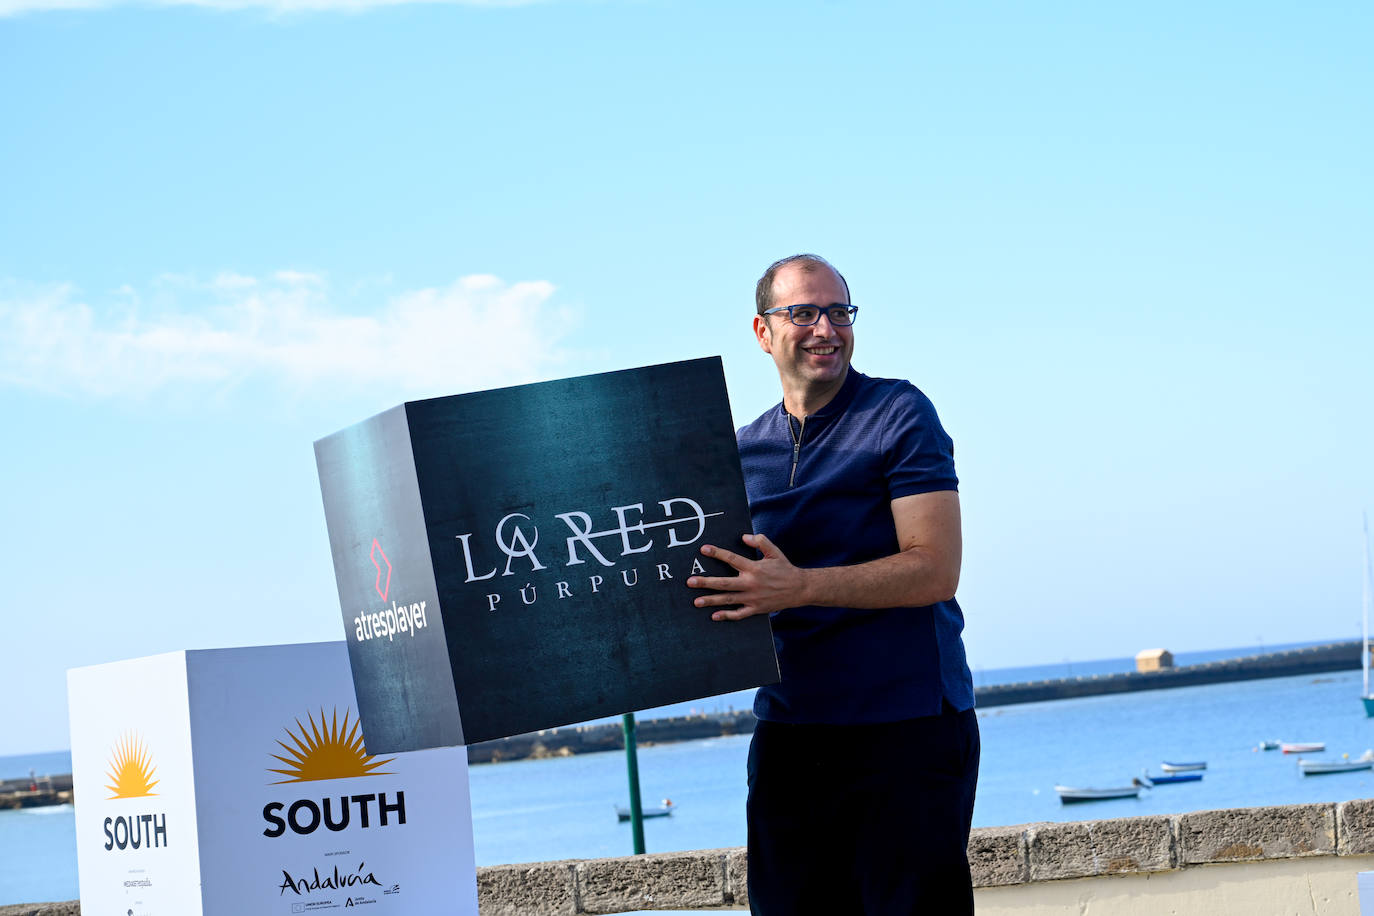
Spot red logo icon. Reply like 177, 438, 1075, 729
370, 539, 392, 601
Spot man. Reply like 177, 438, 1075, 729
686, 254, 979, 915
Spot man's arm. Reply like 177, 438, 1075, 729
686, 490, 962, 621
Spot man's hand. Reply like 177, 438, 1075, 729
686, 533, 807, 621
688, 492, 963, 620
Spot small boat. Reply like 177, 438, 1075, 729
1299, 752, 1374, 776
1282, 742, 1325, 754
1055, 779, 1148, 803
616, 799, 675, 821
1144, 772, 1203, 785
1258, 740, 1281, 751
1160, 761, 1207, 773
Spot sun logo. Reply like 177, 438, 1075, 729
105, 733, 159, 800
269, 708, 395, 784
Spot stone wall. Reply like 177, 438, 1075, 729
12, 799, 1374, 915
473, 799, 1374, 914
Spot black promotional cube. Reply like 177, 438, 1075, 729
315, 357, 779, 753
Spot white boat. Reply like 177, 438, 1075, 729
615, 799, 675, 821
1055, 779, 1149, 803
1299, 751, 1374, 775
1282, 742, 1325, 754
1160, 761, 1206, 773
1258, 740, 1281, 751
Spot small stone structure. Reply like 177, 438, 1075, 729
11, 799, 1374, 915
1135, 647, 1175, 672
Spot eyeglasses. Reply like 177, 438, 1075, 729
761, 304, 859, 327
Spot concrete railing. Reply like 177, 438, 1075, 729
10, 799, 1374, 915
479, 799, 1374, 914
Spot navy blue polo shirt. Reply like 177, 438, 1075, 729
737, 368, 975, 724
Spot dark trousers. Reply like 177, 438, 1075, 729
746, 706, 980, 916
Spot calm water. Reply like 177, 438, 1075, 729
0, 804, 75, 905
7, 653, 1374, 905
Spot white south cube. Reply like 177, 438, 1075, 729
68, 642, 478, 916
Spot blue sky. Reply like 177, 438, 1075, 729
2, 0, 1370, 755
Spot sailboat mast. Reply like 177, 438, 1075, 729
1357, 513, 1368, 697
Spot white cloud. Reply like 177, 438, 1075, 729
213, 271, 258, 291
0, 271, 579, 400
1, 0, 536, 15
272, 269, 323, 286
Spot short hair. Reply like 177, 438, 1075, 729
755, 253, 850, 315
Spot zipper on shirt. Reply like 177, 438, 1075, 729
787, 415, 805, 487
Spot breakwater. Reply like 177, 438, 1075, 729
466, 640, 1362, 764
0, 773, 72, 809
974, 639, 1361, 707
466, 711, 758, 764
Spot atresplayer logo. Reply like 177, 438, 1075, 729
354, 538, 429, 644
263, 709, 401, 900
370, 538, 391, 601
102, 733, 168, 852
455, 495, 722, 613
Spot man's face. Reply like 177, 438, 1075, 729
754, 262, 855, 395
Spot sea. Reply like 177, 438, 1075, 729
7, 640, 1374, 907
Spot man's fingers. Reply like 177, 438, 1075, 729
689, 537, 784, 619
689, 575, 743, 593
743, 532, 784, 560
710, 605, 763, 621
700, 543, 751, 571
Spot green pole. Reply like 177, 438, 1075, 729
622, 712, 646, 854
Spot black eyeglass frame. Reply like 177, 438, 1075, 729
760, 304, 860, 327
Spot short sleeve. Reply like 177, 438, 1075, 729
881, 384, 958, 499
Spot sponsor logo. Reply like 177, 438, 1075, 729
278, 861, 383, 897
354, 540, 428, 644
263, 708, 406, 838
369, 539, 392, 601
269, 709, 394, 784
101, 733, 168, 852
105, 733, 158, 799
